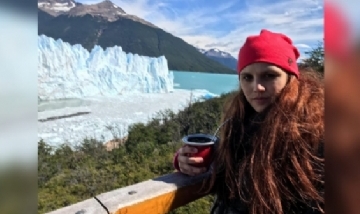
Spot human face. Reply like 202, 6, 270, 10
239, 62, 289, 112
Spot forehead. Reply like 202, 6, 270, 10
240, 62, 285, 74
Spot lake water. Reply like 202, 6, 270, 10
38, 70, 239, 111
172, 70, 239, 95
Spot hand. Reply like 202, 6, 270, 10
178, 146, 208, 176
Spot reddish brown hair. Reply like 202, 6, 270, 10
207, 69, 324, 214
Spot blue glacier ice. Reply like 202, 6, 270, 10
38, 35, 174, 101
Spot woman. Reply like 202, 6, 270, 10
173, 29, 324, 214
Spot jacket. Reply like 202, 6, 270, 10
173, 114, 324, 214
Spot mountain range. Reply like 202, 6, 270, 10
38, 0, 236, 74
197, 48, 237, 71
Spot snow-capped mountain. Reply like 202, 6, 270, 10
196, 48, 237, 71
38, 0, 80, 16
204, 48, 233, 58
196, 48, 207, 54
38, 0, 158, 27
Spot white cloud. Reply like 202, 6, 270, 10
207, 0, 324, 57
295, 44, 312, 49
79, 0, 323, 58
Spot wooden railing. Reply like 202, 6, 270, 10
46, 172, 211, 214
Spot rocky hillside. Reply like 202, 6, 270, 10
38, 0, 236, 74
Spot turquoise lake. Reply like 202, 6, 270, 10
172, 70, 239, 95
38, 70, 240, 111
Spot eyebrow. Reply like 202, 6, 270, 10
240, 71, 250, 75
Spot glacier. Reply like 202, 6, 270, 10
37, 35, 217, 147
38, 35, 174, 101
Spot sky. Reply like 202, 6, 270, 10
77, 0, 324, 60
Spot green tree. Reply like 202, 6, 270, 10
302, 41, 324, 74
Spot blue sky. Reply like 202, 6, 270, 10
78, 0, 324, 60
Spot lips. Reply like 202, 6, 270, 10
252, 97, 270, 105
252, 97, 269, 100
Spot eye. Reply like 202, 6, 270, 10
241, 74, 253, 82
263, 72, 278, 79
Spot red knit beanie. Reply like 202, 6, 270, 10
237, 29, 300, 78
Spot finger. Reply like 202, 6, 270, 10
179, 164, 192, 175
179, 162, 194, 175
189, 166, 207, 175
178, 146, 198, 155
188, 157, 204, 164
178, 155, 203, 164
180, 165, 198, 176
179, 162, 207, 176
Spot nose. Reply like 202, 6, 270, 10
253, 81, 265, 92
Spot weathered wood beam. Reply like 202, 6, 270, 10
45, 172, 211, 214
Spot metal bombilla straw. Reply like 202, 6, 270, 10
211, 117, 232, 143
206, 117, 232, 174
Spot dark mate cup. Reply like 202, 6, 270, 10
181, 133, 219, 168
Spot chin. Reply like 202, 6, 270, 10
254, 108, 264, 113
252, 105, 269, 113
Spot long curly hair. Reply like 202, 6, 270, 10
206, 69, 324, 214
